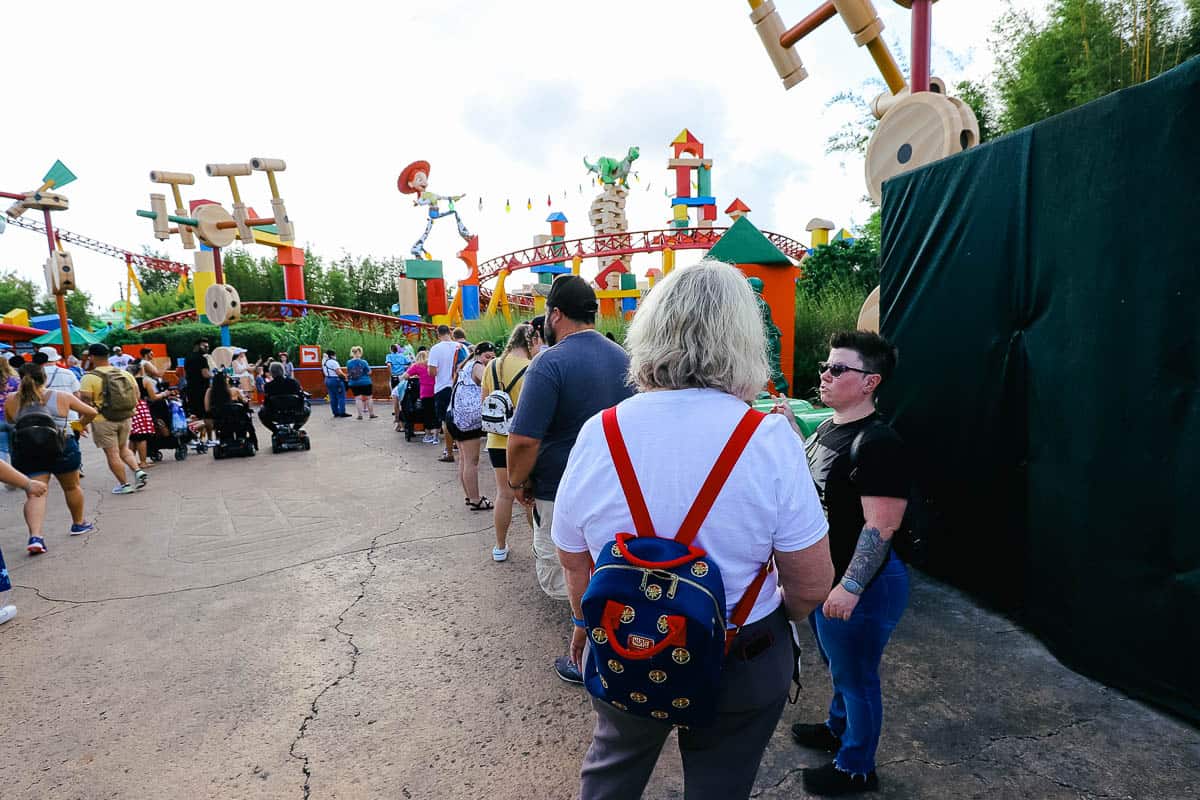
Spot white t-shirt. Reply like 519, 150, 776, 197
43, 363, 81, 423
552, 388, 829, 626
109, 354, 133, 370
428, 340, 464, 394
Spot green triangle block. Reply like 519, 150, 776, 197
43, 160, 77, 189
706, 216, 791, 266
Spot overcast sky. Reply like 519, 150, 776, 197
1, 0, 1038, 311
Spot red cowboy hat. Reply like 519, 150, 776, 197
397, 160, 431, 194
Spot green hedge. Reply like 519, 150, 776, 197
117, 321, 281, 362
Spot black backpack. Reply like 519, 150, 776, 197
13, 411, 67, 473
849, 421, 934, 567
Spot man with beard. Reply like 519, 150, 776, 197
507, 275, 633, 684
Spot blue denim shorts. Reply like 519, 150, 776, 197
14, 434, 82, 477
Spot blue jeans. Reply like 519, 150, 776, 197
325, 377, 346, 416
0, 542, 10, 592
809, 551, 909, 776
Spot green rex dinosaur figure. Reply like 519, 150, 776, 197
583, 146, 640, 186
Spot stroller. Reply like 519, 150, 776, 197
397, 375, 421, 442
146, 398, 192, 462
259, 393, 311, 453
211, 402, 258, 459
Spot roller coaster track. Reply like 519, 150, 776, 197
476, 227, 807, 285
3, 215, 191, 275
129, 301, 436, 335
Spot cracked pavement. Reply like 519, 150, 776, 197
2, 409, 1197, 799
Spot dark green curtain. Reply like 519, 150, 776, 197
878, 57, 1200, 723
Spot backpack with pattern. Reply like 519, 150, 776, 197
581, 406, 773, 728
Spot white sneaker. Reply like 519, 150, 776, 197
0, 605, 16, 625
112, 484, 135, 495
492, 546, 509, 562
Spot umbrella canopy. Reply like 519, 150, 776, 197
31, 324, 102, 347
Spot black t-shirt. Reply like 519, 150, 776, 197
263, 377, 302, 397
184, 352, 209, 391
805, 413, 909, 583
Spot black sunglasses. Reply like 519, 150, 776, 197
818, 362, 875, 378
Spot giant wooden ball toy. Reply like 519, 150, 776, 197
865, 92, 966, 204
857, 285, 881, 333
194, 204, 238, 248
205, 283, 242, 326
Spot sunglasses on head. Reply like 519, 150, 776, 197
818, 362, 874, 378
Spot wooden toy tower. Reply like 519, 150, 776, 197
668, 130, 717, 230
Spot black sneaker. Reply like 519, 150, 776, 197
791, 722, 841, 753
802, 761, 879, 796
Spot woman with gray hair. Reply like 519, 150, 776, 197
551, 258, 834, 799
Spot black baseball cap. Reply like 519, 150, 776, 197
545, 275, 598, 321
88, 343, 110, 357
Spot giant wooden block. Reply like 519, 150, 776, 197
396, 277, 419, 316
750, 0, 808, 89
425, 278, 448, 315
404, 259, 444, 280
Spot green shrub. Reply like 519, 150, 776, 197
792, 281, 869, 401
136, 321, 286, 362
103, 328, 145, 348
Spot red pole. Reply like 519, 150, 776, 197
43, 208, 72, 355
212, 246, 224, 284
910, 0, 932, 93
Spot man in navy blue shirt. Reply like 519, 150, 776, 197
507, 275, 632, 684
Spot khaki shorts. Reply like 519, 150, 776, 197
92, 418, 131, 451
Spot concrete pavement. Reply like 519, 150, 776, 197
1, 409, 1196, 799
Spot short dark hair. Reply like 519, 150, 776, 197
828, 330, 897, 386
437, 324, 451, 336
140, 348, 152, 356
194, 338, 209, 347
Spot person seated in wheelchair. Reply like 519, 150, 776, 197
205, 372, 258, 452
259, 362, 311, 434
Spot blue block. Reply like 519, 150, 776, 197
281, 299, 307, 318
621, 296, 637, 314
671, 196, 716, 207
30, 314, 63, 331
460, 284, 481, 320
531, 263, 572, 274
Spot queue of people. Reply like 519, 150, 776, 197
416, 264, 912, 798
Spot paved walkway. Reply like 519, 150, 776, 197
1, 411, 1196, 799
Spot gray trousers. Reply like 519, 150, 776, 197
579, 607, 794, 800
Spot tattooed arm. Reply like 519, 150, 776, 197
823, 495, 908, 620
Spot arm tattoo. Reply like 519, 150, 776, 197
841, 527, 891, 594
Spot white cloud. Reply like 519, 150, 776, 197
0, 0, 1031, 311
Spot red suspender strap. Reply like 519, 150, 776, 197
725, 560, 776, 652
675, 409, 766, 547
602, 406, 656, 538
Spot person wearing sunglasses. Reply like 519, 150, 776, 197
770, 330, 910, 796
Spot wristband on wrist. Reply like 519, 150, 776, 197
840, 577, 865, 595
571, 615, 587, 628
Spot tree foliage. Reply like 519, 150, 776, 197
0, 270, 39, 314
993, 0, 1200, 133
798, 238, 880, 301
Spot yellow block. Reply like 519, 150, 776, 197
431, 314, 452, 327
595, 289, 641, 300
533, 295, 547, 313
2, 308, 30, 328
192, 270, 216, 317
810, 229, 830, 248
662, 248, 675, 275
672, 204, 689, 221
572, 255, 582, 277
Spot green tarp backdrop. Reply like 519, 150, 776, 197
877, 58, 1200, 724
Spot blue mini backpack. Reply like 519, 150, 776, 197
580, 406, 773, 728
